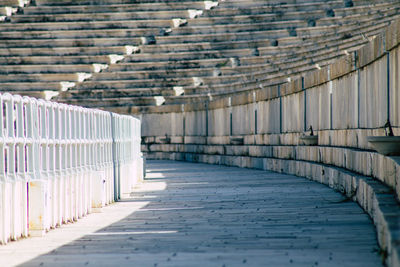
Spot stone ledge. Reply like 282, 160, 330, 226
145, 151, 400, 267
143, 143, 400, 203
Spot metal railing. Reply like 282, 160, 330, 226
0, 93, 143, 244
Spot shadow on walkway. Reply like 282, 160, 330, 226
20, 160, 382, 267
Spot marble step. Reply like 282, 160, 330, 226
207, 1, 398, 17
0, 46, 130, 56
0, 0, 27, 7
0, 64, 97, 73
58, 96, 165, 107
0, 55, 114, 64
74, 78, 193, 90
0, 72, 91, 82
107, 59, 232, 71
34, 0, 206, 5
23, 2, 215, 14
0, 37, 142, 48
0, 19, 174, 31
0, 81, 66, 91
128, 48, 256, 62
10, 10, 195, 23
0, 28, 165, 39
63, 87, 169, 99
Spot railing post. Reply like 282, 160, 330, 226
47, 101, 57, 227
15, 96, 28, 238
53, 102, 63, 226
27, 96, 50, 236
0, 95, 10, 244
91, 111, 105, 212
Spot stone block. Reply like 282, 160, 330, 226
207, 136, 229, 145
250, 157, 264, 169
386, 19, 400, 51
358, 56, 388, 129
383, 157, 397, 189
280, 78, 303, 96
279, 133, 300, 146
321, 166, 330, 186
357, 34, 386, 68
303, 67, 328, 89
257, 99, 280, 134
330, 54, 356, 80
263, 133, 280, 145
255, 85, 279, 101
184, 136, 206, 144
273, 146, 294, 159
232, 104, 252, 135
243, 134, 257, 145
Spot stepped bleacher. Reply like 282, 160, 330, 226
0, 0, 398, 110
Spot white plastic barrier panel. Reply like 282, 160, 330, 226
111, 113, 143, 199
0, 93, 142, 244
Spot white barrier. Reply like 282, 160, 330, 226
111, 114, 143, 199
0, 93, 142, 244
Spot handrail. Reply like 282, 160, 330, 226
0, 93, 143, 244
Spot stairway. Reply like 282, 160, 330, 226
0, 0, 398, 111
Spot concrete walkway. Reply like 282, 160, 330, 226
1, 160, 382, 267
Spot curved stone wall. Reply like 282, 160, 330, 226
140, 18, 400, 266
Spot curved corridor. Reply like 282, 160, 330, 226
6, 160, 382, 267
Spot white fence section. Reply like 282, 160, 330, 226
0, 93, 143, 244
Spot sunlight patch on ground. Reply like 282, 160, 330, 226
0, 177, 169, 266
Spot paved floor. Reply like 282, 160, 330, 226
1, 160, 382, 267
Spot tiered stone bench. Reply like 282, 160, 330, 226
54, 0, 400, 108
0, 0, 215, 99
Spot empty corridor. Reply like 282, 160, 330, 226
1, 160, 382, 267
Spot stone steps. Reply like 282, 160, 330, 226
184, 2, 400, 26
275, 19, 391, 47
16, 22, 384, 101
213, 1, 398, 17
74, 78, 194, 91
107, 58, 230, 72
170, 5, 400, 36
127, 48, 257, 62
59, 95, 168, 107
88, 45, 349, 82
0, 28, 166, 39
64, 25, 381, 98
0, 55, 115, 64
0, 19, 174, 31
219, 0, 394, 7
82, 42, 358, 98
64, 87, 169, 99
0, 46, 130, 56
34, 0, 206, 5
0, 0, 396, 108
23, 2, 215, 14
0, 9, 393, 51
0, 0, 28, 6
0, 64, 96, 73
0, 73, 90, 82
10, 10, 195, 23
120, 17, 385, 63
0, 81, 66, 91
170, 20, 309, 36
156, 13, 398, 45
0, 37, 142, 48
